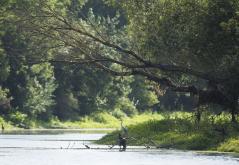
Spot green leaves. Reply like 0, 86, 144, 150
129, 76, 159, 112
0, 48, 10, 82
0, 87, 10, 103
23, 63, 57, 119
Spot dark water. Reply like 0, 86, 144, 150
0, 129, 238, 165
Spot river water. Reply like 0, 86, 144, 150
0, 129, 238, 165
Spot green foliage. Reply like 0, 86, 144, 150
98, 111, 239, 152
115, 97, 137, 117
111, 108, 126, 119
118, 0, 239, 113
0, 87, 9, 102
63, 111, 119, 128
121, 0, 239, 70
218, 138, 239, 153
61, 112, 163, 129
129, 76, 159, 111
23, 63, 57, 119
54, 90, 79, 120
0, 0, 238, 130
8, 111, 27, 125
90, 111, 118, 124
0, 116, 15, 129
0, 50, 9, 82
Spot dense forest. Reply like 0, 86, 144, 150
0, 0, 238, 128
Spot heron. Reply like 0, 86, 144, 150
120, 119, 128, 137
118, 133, 126, 151
1, 124, 4, 132
144, 144, 150, 150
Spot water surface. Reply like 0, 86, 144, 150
0, 130, 238, 165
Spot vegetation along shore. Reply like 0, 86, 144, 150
96, 112, 239, 153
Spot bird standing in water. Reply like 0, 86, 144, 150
120, 119, 128, 137
1, 124, 4, 133
118, 133, 126, 151
119, 119, 128, 151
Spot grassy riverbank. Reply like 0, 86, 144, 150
61, 112, 163, 129
97, 112, 239, 153
2, 111, 239, 153
0, 112, 163, 129
0, 117, 17, 129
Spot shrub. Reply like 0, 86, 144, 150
111, 108, 127, 119
115, 97, 138, 117
8, 111, 27, 125
218, 138, 239, 153
91, 111, 118, 124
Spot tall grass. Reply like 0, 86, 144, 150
62, 111, 165, 129
218, 138, 239, 153
0, 116, 16, 129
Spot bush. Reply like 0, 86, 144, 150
115, 97, 138, 117
8, 111, 27, 125
0, 116, 15, 129
91, 111, 118, 124
0, 116, 5, 124
98, 111, 239, 153
111, 108, 127, 119
218, 138, 239, 153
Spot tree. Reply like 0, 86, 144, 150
0, 0, 13, 114
23, 63, 57, 120
12, 0, 239, 122
0, 39, 10, 113
129, 76, 159, 112
53, 62, 135, 119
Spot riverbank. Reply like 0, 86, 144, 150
1, 131, 238, 165
2, 111, 239, 153
0, 112, 163, 129
96, 112, 239, 153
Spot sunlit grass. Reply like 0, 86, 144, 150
2, 110, 239, 153
61, 111, 164, 129
218, 138, 239, 153
0, 116, 17, 129
97, 112, 239, 153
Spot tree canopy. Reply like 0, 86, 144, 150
0, 0, 238, 123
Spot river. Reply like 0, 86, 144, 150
0, 129, 238, 165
